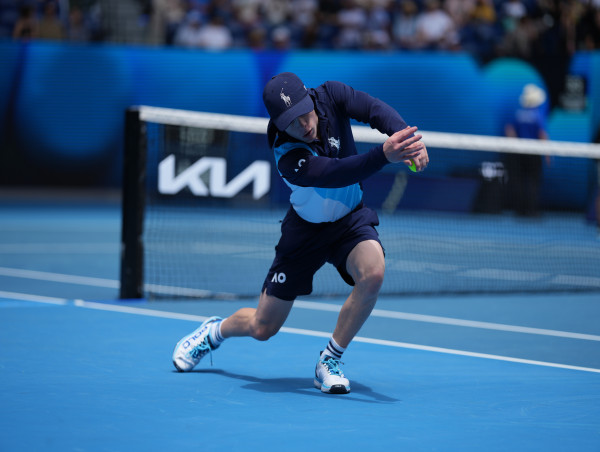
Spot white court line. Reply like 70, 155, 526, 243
0, 243, 118, 254
293, 300, 600, 342
0, 267, 220, 298
0, 267, 119, 288
1, 266, 599, 342
2, 292, 600, 374
73, 299, 209, 322
0, 290, 68, 305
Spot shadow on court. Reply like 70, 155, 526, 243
182, 368, 399, 403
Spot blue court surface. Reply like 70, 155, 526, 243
1, 193, 599, 451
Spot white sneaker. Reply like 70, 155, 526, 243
314, 355, 351, 394
172, 316, 221, 372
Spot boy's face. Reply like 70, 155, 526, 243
285, 110, 318, 143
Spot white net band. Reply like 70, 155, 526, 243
138, 106, 600, 159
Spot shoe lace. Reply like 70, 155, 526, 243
322, 357, 343, 376
189, 339, 213, 365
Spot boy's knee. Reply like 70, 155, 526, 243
356, 266, 384, 295
251, 322, 279, 341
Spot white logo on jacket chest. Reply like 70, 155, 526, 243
328, 137, 340, 150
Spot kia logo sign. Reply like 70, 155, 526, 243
158, 155, 271, 199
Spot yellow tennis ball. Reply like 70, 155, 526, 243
408, 160, 417, 172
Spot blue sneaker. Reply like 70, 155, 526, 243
314, 355, 351, 394
172, 316, 222, 372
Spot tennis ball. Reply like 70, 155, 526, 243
408, 160, 417, 172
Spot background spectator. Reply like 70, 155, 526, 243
363, 0, 393, 50
501, 0, 528, 33
12, 5, 37, 40
66, 5, 91, 42
194, 13, 233, 50
246, 25, 267, 49
270, 24, 292, 50
37, 0, 64, 40
459, 0, 498, 62
497, 14, 539, 61
577, 3, 600, 50
315, 0, 342, 49
173, 9, 204, 48
444, 0, 475, 29
2, 0, 599, 96
335, 0, 368, 49
414, 0, 459, 50
392, 0, 419, 49
148, 0, 187, 45
289, 0, 318, 48
504, 84, 550, 217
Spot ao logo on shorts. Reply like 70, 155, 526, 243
271, 272, 286, 283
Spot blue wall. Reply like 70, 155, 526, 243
1, 41, 598, 209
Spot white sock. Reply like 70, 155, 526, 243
209, 318, 226, 347
321, 337, 346, 360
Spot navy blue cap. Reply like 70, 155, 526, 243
263, 72, 314, 131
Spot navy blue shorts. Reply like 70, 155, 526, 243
262, 204, 381, 301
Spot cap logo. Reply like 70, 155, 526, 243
280, 88, 292, 108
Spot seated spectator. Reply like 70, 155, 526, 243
232, 0, 262, 30
314, 0, 342, 49
290, 0, 318, 31
149, 0, 187, 45
37, 0, 64, 41
335, 0, 367, 49
261, 0, 290, 29
392, 0, 419, 50
444, 0, 475, 28
12, 5, 37, 40
271, 25, 292, 50
471, 0, 496, 24
577, 4, 600, 50
363, 0, 392, 50
414, 0, 459, 50
67, 6, 91, 42
247, 25, 267, 50
501, 0, 528, 33
497, 15, 539, 60
459, 0, 498, 62
289, 0, 319, 48
174, 10, 205, 48
195, 14, 233, 50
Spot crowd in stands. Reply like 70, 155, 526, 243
4, 0, 600, 62
147, 0, 600, 63
7, 1, 104, 42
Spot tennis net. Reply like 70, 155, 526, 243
120, 106, 600, 299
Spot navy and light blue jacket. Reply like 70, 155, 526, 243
267, 81, 408, 223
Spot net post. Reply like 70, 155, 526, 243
120, 107, 146, 299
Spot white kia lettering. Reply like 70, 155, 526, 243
158, 155, 271, 199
